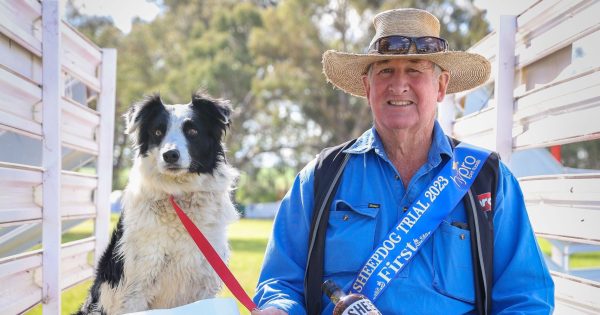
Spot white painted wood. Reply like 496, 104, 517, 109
61, 237, 95, 288
0, 250, 42, 314
437, 94, 456, 135
0, 0, 42, 56
61, 97, 101, 154
452, 105, 495, 148
493, 15, 516, 162
552, 271, 600, 313
95, 48, 117, 266
61, 22, 102, 92
515, 0, 600, 69
0, 66, 43, 135
41, 1, 62, 313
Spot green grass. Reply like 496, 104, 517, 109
25, 216, 272, 315
23, 220, 600, 315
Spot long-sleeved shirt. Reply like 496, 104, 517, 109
254, 122, 554, 314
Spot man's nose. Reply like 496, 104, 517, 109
162, 149, 180, 163
388, 74, 409, 94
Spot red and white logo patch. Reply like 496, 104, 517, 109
477, 192, 492, 212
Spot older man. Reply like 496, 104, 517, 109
253, 8, 554, 315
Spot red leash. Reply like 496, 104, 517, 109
169, 195, 257, 312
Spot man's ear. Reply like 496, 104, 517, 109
437, 71, 450, 102
362, 75, 371, 101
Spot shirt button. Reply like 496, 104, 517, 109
460, 234, 466, 240
395, 175, 400, 180
402, 206, 408, 212
343, 215, 349, 221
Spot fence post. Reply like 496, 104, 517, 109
41, 0, 62, 313
95, 49, 117, 266
494, 15, 517, 162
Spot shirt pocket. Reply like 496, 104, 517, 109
432, 220, 475, 304
323, 200, 379, 276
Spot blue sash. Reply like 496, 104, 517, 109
349, 143, 491, 301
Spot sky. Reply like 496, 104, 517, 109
65, 0, 161, 33
66, 0, 532, 34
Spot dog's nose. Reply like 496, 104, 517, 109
162, 149, 180, 163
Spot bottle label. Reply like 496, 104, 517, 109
341, 299, 381, 315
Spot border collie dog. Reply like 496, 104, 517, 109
77, 93, 238, 314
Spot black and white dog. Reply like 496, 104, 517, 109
77, 92, 238, 314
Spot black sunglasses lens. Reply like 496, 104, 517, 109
379, 36, 411, 54
415, 37, 447, 53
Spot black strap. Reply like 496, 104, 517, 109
452, 138, 498, 315
305, 139, 356, 315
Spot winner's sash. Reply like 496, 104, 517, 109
349, 143, 491, 301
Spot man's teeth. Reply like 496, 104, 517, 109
388, 100, 413, 106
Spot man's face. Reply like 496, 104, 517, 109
362, 59, 449, 135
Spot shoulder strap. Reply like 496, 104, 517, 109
305, 139, 356, 315
452, 138, 499, 315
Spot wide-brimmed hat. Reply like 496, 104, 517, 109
322, 8, 491, 97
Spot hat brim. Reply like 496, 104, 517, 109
322, 50, 491, 97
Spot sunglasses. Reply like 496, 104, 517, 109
372, 36, 448, 54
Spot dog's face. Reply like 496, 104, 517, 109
126, 92, 231, 175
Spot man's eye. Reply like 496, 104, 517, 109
379, 68, 393, 74
154, 129, 163, 137
186, 128, 198, 137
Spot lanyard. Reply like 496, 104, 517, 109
349, 143, 491, 301
169, 196, 258, 312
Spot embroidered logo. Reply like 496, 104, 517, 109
477, 192, 492, 212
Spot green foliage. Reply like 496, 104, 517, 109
236, 167, 297, 204
66, 0, 491, 200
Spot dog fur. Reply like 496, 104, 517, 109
77, 92, 238, 314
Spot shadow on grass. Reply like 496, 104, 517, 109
230, 238, 268, 253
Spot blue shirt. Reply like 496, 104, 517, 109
254, 122, 554, 314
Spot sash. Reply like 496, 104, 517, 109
349, 143, 491, 301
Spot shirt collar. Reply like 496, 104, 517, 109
344, 121, 453, 166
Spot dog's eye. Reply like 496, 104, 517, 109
154, 129, 163, 137
186, 128, 198, 137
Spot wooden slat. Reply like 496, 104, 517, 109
0, 166, 43, 224
0, 66, 42, 136
61, 238, 95, 288
452, 105, 495, 149
0, 0, 42, 56
61, 22, 102, 92
552, 271, 600, 313
0, 250, 43, 314
520, 174, 600, 244
515, 0, 600, 68
61, 97, 100, 155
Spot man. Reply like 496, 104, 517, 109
252, 8, 554, 315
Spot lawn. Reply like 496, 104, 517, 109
22, 216, 600, 314
25, 216, 273, 315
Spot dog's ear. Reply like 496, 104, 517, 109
125, 94, 163, 133
191, 92, 233, 128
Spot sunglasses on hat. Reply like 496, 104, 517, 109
372, 36, 448, 54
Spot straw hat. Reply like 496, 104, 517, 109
322, 8, 491, 97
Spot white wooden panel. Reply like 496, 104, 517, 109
61, 172, 97, 219
0, 0, 42, 56
61, 238, 94, 288
552, 271, 600, 313
95, 48, 117, 265
61, 22, 102, 92
42, 1, 63, 312
0, 166, 42, 224
0, 66, 42, 136
454, 31, 497, 100
521, 174, 600, 244
0, 251, 43, 315
452, 105, 495, 150
62, 97, 100, 155
515, 0, 600, 68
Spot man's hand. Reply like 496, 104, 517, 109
251, 306, 288, 315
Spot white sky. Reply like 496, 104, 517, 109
64, 0, 161, 33
66, 0, 533, 35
